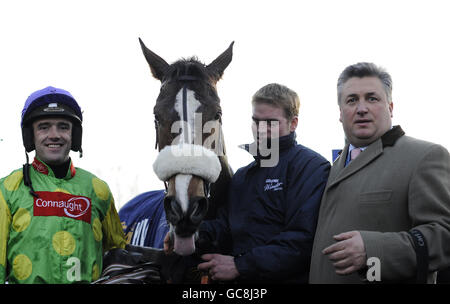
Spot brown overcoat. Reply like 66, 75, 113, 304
310, 126, 450, 283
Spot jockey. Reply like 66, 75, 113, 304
0, 86, 126, 284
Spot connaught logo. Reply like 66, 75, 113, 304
34, 191, 92, 223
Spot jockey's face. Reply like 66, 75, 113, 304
33, 117, 72, 165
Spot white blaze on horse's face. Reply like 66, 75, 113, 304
174, 174, 192, 213
174, 88, 201, 144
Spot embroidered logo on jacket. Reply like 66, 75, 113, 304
264, 179, 283, 191
33, 191, 92, 223
32, 158, 76, 177
32, 158, 49, 175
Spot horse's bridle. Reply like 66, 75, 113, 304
154, 75, 201, 151
155, 74, 213, 198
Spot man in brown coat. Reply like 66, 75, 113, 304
309, 62, 450, 283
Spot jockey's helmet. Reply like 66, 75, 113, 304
21, 86, 83, 154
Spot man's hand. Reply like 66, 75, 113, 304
322, 231, 367, 275
198, 254, 240, 281
163, 232, 173, 255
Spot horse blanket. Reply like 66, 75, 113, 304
119, 190, 169, 248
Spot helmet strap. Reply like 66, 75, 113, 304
23, 151, 39, 198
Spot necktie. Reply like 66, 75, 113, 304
351, 148, 362, 160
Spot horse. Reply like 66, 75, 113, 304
118, 39, 234, 267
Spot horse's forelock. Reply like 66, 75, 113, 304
164, 58, 208, 81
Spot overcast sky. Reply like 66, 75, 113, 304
1, 0, 450, 209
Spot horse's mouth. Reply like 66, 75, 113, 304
173, 234, 196, 256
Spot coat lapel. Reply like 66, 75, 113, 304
326, 125, 405, 191
329, 139, 383, 188
327, 144, 348, 185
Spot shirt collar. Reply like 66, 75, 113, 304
348, 144, 368, 152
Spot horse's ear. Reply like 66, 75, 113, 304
206, 41, 234, 83
139, 38, 170, 81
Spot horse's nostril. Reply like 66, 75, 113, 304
163, 196, 182, 224
189, 197, 208, 224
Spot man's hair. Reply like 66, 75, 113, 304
337, 62, 393, 104
252, 83, 300, 121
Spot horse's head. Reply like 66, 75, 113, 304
139, 39, 233, 255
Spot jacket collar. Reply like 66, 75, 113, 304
335, 125, 405, 158
32, 157, 76, 179
381, 125, 405, 147
241, 132, 296, 155
240, 132, 296, 164
328, 125, 405, 189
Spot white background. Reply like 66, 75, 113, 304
1, 0, 449, 209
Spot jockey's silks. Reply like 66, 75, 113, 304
0, 157, 126, 283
